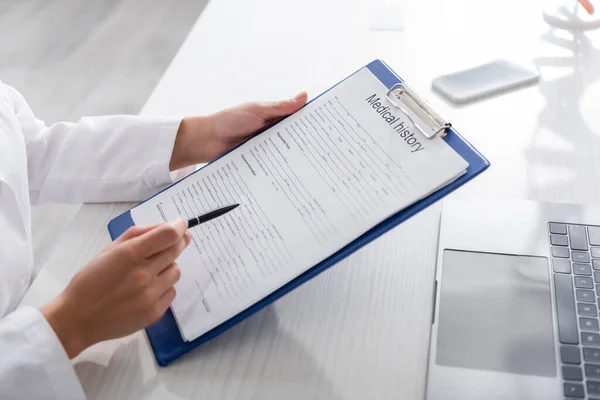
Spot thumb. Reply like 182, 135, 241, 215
104, 223, 162, 252
117, 224, 162, 243
258, 91, 308, 120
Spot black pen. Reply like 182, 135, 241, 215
187, 204, 240, 228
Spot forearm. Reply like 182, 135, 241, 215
169, 115, 214, 171
28, 115, 185, 204
40, 293, 86, 359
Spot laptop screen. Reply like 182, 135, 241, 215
435, 249, 556, 377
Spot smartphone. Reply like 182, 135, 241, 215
432, 59, 540, 104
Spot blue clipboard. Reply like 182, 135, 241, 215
108, 59, 489, 366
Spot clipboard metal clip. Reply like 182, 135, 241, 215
386, 82, 451, 139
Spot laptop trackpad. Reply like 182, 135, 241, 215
436, 250, 556, 377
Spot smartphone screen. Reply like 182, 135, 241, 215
432, 60, 539, 104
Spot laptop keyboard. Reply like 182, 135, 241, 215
550, 222, 600, 399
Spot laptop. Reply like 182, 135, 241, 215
426, 198, 600, 400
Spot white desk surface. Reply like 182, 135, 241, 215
20, 0, 600, 398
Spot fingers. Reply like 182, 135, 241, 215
116, 224, 161, 244
130, 218, 189, 258
156, 263, 181, 295
150, 287, 177, 323
147, 231, 191, 273
257, 91, 307, 120
146, 262, 181, 324
103, 223, 162, 253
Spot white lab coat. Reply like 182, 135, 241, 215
0, 80, 189, 399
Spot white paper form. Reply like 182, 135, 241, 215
131, 67, 468, 341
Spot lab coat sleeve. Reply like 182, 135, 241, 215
0, 306, 86, 399
3, 82, 193, 204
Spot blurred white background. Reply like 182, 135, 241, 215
0, 0, 208, 275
